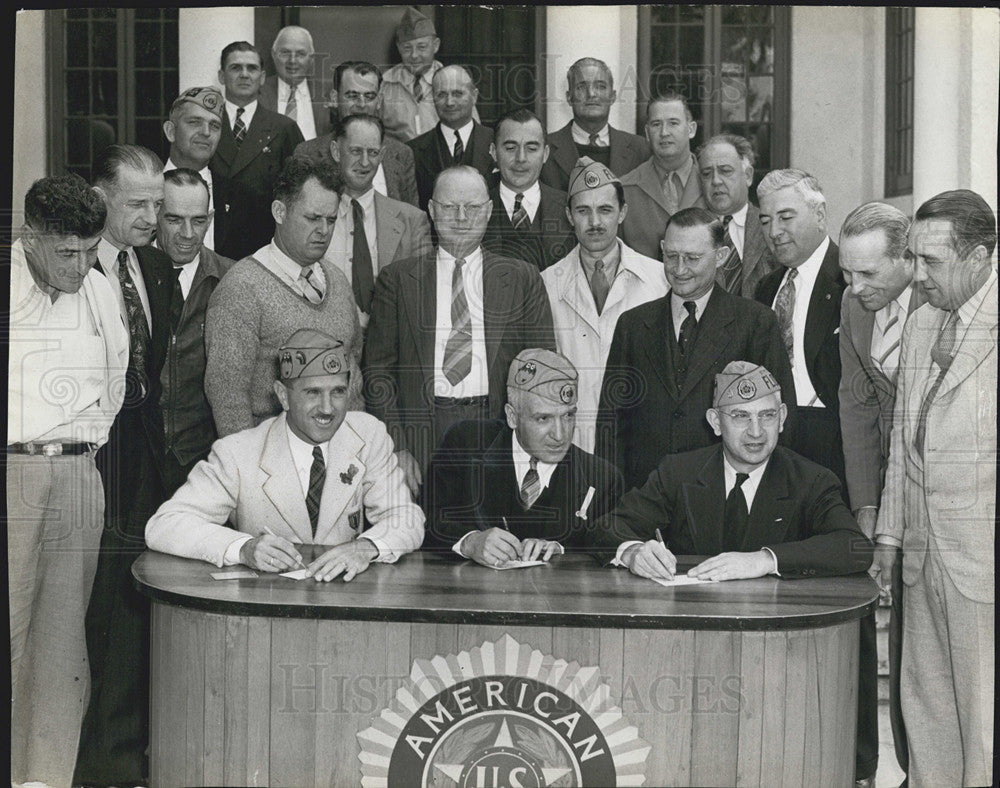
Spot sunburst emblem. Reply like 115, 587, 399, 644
357, 634, 650, 786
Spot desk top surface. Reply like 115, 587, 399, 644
133, 549, 878, 631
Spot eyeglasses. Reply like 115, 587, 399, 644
430, 200, 492, 220
720, 409, 780, 428
663, 250, 714, 267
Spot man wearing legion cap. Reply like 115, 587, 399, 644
424, 349, 623, 567
588, 361, 871, 580
146, 328, 424, 580
541, 156, 667, 454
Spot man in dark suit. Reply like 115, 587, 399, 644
424, 349, 623, 563
155, 168, 236, 495
754, 169, 876, 786
597, 207, 794, 491
838, 202, 921, 787
588, 362, 872, 580
483, 107, 575, 271
541, 57, 649, 192
408, 65, 494, 211
258, 25, 331, 141
620, 92, 705, 259
363, 166, 556, 491
697, 133, 776, 299
75, 145, 174, 786
293, 60, 419, 207
211, 41, 304, 261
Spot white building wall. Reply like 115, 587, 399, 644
178, 8, 255, 92
13, 11, 47, 212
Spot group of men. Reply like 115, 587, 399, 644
7, 8, 995, 788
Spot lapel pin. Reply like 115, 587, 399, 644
340, 464, 359, 485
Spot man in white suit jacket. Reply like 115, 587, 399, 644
146, 329, 424, 581
874, 190, 997, 788
541, 157, 667, 453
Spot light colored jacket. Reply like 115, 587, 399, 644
145, 411, 425, 565
541, 240, 668, 452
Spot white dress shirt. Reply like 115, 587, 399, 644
670, 287, 714, 341
440, 120, 474, 155
326, 188, 379, 286
254, 241, 327, 300
723, 455, 779, 574
372, 163, 389, 199
278, 78, 317, 141
97, 238, 152, 332
571, 122, 610, 147
499, 181, 541, 223
173, 254, 201, 300
723, 202, 749, 259
164, 158, 215, 251
771, 236, 830, 407
433, 245, 489, 398
225, 99, 258, 131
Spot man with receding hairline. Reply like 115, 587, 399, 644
541, 57, 649, 192
408, 65, 494, 211
259, 25, 330, 141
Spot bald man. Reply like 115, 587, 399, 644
259, 25, 331, 141
408, 65, 494, 211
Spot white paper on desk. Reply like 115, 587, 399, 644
649, 573, 719, 587
493, 559, 547, 570
279, 568, 311, 580
211, 569, 259, 580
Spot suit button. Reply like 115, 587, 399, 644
673, 410, 683, 418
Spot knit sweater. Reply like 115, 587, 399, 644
205, 255, 362, 437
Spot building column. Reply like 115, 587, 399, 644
178, 8, 255, 91
967, 8, 999, 214
543, 6, 640, 134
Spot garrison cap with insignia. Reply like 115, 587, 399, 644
278, 328, 349, 381
507, 348, 578, 405
171, 86, 224, 118
396, 7, 436, 43
713, 361, 781, 408
567, 156, 620, 199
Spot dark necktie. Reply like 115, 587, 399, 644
590, 259, 610, 315
678, 300, 698, 356
520, 458, 541, 509
511, 192, 529, 230
914, 311, 959, 457
773, 268, 797, 364
233, 107, 247, 146
452, 129, 464, 163
306, 445, 325, 538
413, 77, 424, 105
588, 132, 600, 147
117, 249, 151, 402
169, 266, 184, 334
351, 199, 376, 313
442, 258, 473, 385
724, 472, 751, 551
720, 214, 743, 294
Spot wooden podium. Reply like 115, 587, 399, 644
134, 549, 876, 787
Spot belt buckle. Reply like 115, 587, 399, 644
41, 443, 63, 457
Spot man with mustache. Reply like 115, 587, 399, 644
619, 92, 705, 259
423, 349, 623, 565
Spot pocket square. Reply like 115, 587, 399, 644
833, 327, 840, 335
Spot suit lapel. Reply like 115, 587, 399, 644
480, 430, 521, 526
136, 247, 171, 368
404, 256, 437, 380
608, 127, 633, 176
742, 453, 791, 552
641, 298, 677, 397
549, 125, 578, 180
315, 420, 367, 543
803, 242, 842, 371
483, 252, 514, 373
743, 205, 768, 278
678, 287, 734, 400
231, 111, 276, 175
259, 416, 313, 543
373, 192, 403, 269
936, 274, 998, 399
681, 447, 727, 554
214, 117, 238, 170
634, 160, 672, 214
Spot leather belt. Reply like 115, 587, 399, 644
433, 395, 489, 408
6, 442, 97, 456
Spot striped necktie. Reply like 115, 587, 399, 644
590, 260, 610, 315
232, 107, 247, 146
914, 311, 959, 457
300, 267, 323, 304
773, 268, 797, 365
511, 192, 529, 230
306, 445, 325, 538
117, 249, 151, 402
873, 300, 903, 381
442, 257, 473, 385
284, 87, 298, 121
719, 214, 743, 294
452, 129, 464, 163
520, 458, 541, 509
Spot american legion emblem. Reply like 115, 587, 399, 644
357, 634, 650, 786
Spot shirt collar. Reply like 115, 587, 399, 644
511, 430, 559, 489
436, 244, 483, 270
285, 419, 327, 465
787, 235, 830, 280
341, 186, 376, 215
440, 119, 474, 146
268, 239, 311, 281
722, 452, 769, 493
956, 266, 997, 328
729, 202, 749, 227
225, 99, 257, 123
278, 77, 309, 101
653, 151, 695, 185
498, 180, 541, 211
11, 239, 41, 307
571, 121, 610, 146
669, 284, 714, 320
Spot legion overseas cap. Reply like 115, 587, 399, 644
171, 86, 224, 118
279, 328, 348, 381
713, 361, 781, 408
567, 156, 620, 199
507, 348, 578, 406
396, 7, 436, 43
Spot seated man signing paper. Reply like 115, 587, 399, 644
146, 328, 424, 581
424, 348, 623, 567
588, 361, 871, 580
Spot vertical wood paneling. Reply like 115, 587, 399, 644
760, 631, 788, 780
222, 615, 249, 786
202, 612, 227, 784
690, 631, 741, 786
800, 632, 823, 784
246, 617, 271, 786
781, 631, 808, 787
598, 628, 625, 702
736, 631, 766, 786
269, 618, 318, 787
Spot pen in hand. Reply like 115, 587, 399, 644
262, 525, 307, 570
